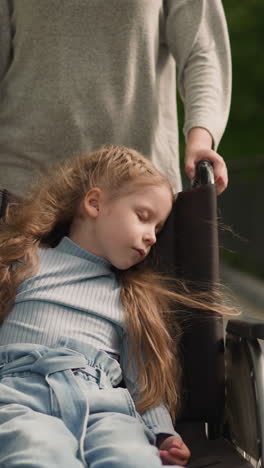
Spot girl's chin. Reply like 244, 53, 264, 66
112, 260, 139, 271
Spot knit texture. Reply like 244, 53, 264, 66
0, 237, 122, 350
0, 0, 231, 194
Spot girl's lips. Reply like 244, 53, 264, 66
133, 248, 145, 257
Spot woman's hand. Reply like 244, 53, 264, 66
159, 435, 191, 466
185, 127, 228, 195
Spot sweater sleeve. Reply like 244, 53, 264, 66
119, 332, 179, 439
165, 0, 232, 149
0, 0, 12, 82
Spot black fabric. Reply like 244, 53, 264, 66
155, 185, 225, 423
155, 185, 219, 283
227, 317, 264, 340
225, 334, 261, 461
177, 423, 254, 468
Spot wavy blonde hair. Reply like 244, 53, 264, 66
0, 144, 232, 421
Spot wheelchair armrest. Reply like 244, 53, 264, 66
225, 317, 264, 463
226, 317, 264, 340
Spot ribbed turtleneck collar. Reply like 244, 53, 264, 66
55, 236, 113, 270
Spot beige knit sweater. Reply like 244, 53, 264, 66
0, 0, 231, 194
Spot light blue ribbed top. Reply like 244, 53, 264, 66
0, 236, 178, 437
0, 236, 123, 357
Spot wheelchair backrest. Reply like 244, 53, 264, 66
155, 184, 224, 424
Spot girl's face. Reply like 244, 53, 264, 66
89, 183, 173, 270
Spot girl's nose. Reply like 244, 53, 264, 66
143, 230, 156, 246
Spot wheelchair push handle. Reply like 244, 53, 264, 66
192, 160, 214, 188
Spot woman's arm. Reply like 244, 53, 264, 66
165, 0, 231, 193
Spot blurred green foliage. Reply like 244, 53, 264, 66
221, 0, 264, 160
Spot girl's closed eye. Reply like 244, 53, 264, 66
136, 211, 149, 222
136, 210, 163, 234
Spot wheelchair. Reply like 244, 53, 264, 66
0, 161, 263, 468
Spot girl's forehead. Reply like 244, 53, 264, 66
124, 184, 173, 217
131, 184, 172, 201
105, 182, 173, 212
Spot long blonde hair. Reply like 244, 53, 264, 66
0, 144, 233, 420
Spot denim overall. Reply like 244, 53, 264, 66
0, 337, 182, 467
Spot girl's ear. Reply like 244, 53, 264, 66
82, 188, 104, 218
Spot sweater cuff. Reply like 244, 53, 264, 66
141, 403, 180, 438
183, 119, 223, 151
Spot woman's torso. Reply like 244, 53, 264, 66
0, 0, 180, 193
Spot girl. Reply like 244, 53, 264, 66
0, 145, 226, 468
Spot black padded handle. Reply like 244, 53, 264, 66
192, 160, 214, 187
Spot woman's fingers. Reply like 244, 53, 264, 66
185, 148, 228, 195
